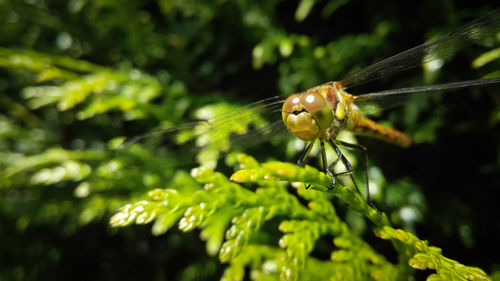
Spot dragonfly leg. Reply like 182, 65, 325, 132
326, 141, 354, 191
319, 141, 337, 190
297, 141, 314, 168
334, 140, 381, 218
297, 141, 314, 189
320, 141, 328, 173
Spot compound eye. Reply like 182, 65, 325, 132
282, 94, 301, 114
300, 92, 327, 113
300, 92, 333, 130
282, 94, 301, 122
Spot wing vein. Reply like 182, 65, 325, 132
338, 8, 500, 89
354, 77, 500, 102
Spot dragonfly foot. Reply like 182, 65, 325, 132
369, 201, 383, 220
327, 180, 336, 190
327, 172, 336, 191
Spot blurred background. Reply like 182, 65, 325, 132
0, 0, 499, 280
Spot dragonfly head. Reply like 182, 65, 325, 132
282, 91, 334, 141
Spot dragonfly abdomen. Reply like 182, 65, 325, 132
348, 111, 411, 148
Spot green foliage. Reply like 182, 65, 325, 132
0, 47, 162, 120
111, 154, 395, 280
110, 153, 492, 281
375, 226, 490, 281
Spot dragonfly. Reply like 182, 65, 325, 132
123, 8, 500, 209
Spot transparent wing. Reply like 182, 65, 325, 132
353, 77, 500, 115
118, 96, 287, 169
338, 8, 500, 90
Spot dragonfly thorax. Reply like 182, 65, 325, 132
282, 83, 346, 141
